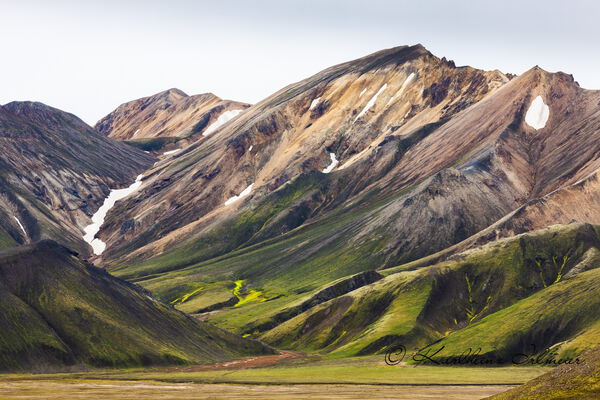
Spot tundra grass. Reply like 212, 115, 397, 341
254, 223, 600, 358
123, 137, 179, 152
0, 228, 17, 250
431, 267, 600, 361
0, 356, 547, 386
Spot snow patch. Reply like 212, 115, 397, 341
359, 88, 367, 97
248, 145, 253, 152
162, 149, 181, 156
14, 217, 26, 236
322, 153, 339, 174
401, 73, 416, 91
309, 97, 321, 110
524, 95, 550, 130
203, 109, 245, 136
387, 73, 415, 106
354, 84, 387, 122
134, 129, 140, 136
224, 183, 254, 206
83, 174, 144, 255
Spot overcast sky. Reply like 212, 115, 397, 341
1, 0, 599, 125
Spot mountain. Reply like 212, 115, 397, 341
0, 101, 153, 254
85, 44, 600, 346
95, 88, 250, 151
0, 240, 272, 372
6, 43, 598, 379
94, 44, 508, 264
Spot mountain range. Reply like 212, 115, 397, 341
1, 43, 598, 395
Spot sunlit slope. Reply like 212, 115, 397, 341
490, 345, 600, 399
259, 223, 600, 359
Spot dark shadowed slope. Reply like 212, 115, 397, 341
0, 240, 272, 372
0, 101, 154, 253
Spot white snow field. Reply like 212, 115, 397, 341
224, 183, 254, 206
203, 109, 245, 136
162, 149, 181, 156
355, 84, 387, 122
401, 73, 416, 89
14, 216, 26, 236
309, 97, 321, 110
322, 152, 339, 173
525, 95, 550, 130
83, 174, 144, 255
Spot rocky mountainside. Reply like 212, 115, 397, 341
96, 44, 510, 264
0, 101, 153, 254
95, 88, 250, 152
0, 240, 272, 372
92, 45, 600, 336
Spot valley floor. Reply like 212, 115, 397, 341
0, 380, 514, 400
0, 355, 549, 399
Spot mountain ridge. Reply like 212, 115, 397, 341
95, 88, 250, 144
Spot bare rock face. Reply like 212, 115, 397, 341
96, 44, 511, 262
0, 101, 153, 253
95, 88, 250, 142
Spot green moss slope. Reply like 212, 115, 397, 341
259, 223, 600, 360
0, 241, 272, 372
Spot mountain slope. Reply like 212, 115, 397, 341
0, 101, 153, 254
88, 45, 600, 346
97, 44, 509, 264
95, 88, 250, 150
490, 345, 600, 399
0, 240, 272, 372
259, 223, 600, 359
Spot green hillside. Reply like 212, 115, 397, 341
490, 345, 600, 399
258, 223, 600, 360
0, 241, 272, 372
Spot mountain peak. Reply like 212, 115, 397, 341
95, 88, 246, 140
1, 100, 91, 130
516, 65, 580, 90
3, 100, 59, 114
356, 43, 433, 70
152, 88, 189, 101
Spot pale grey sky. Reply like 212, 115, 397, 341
1, 0, 599, 125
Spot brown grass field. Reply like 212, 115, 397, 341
0, 380, 513, 399
0, 355, 550, 399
